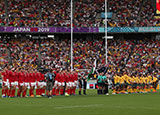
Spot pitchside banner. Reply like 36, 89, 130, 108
0, 27, 99, 33
2, 27, 160, 33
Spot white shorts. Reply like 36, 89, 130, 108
31, 82, 36, 87
15, 81, 18, 86
37, 82, 42, 86
74, 81, 78, 85
25, 82, 29, 87
66, 82, 69, 87
43, 82, 46, 87
54, 81, 58, 87
3, 81, 7, 86
20, 83, 24, 86
58, 82, 61, 86
68, 82, 74, 87
58, 82, 65, 86
11, 82, 15, 86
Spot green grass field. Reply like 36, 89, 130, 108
0, 89, 160, 115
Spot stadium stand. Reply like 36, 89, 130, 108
0, 0, 159, 27
0, 35, 159, 76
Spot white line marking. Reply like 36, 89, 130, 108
54, 104, 104, 109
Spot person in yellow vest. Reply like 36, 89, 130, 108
131, 74, 137, 93
135, 74, 140, 93
119, 73, 125, 94
122, 72, 129, 94
127, 73, 132, 93
146, 73, 152, 92
112, 74, 117, 95
113, 73, 120, 94
141, 74, 146, 93
152, 74, 158, 92
139, 76, 143, 93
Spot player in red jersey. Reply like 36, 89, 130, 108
52, 70, 57, 96
17, 70, 24, 97
30, 70, 36, 97
72, 71, 78, 95
69, 71, 75, 95
59, 70, 65, 95
40, 72, 46, 96
10, 69, 16, 97
23, 70, 29, 97
67, 70, 72, 95
55, 70, 61, 96
1, 69, 9, 97
36, 71, 42, 97
64, 70, 70, 96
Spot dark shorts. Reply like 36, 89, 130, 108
98, 83, 103, 87
46, 81, 53, 91
78, 80, 82, 88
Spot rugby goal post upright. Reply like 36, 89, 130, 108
105, 0, 108, 65
70, 0, 73, 72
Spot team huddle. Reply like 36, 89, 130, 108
1, 68, 78, 98
112, 72, 159, 94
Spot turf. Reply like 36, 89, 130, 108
0, 89, 160, 115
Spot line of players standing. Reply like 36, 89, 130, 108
1, 68, 82, 98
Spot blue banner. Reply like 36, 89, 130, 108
99, 27, 139, 33
138, 27, 160, 32
101, 12, 113, 18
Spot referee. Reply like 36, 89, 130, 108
78, 72, 87, 95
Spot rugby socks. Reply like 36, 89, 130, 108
6, 89, 10, 96
23, 90, 27, 97
2, 89, 5, 96
83, 90, 86, 95
42, 89, 45, 95
56, 88, 59, 96
79, 91, 81, 95
17, 90, 21, 97
60, 89, 64, 95
29, 89, 32, 96
73, 87, 76, 95
52, 88, 56, 95
70, 88, 73, 95
67, 89, 70, 94
97, 90, 102, 94
36, 89, 39, 95
11, 89, 15, 97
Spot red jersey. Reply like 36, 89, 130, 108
18, 72, 23, 83
40, 73, 45, 81
1, 72, 7, 81
74, 72, 78, 81
61, 73, 65, 82
55, 73, 58, 81
64, 73, 69, 82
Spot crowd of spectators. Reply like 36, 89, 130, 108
41, 0, 71, 27
107, 0, 142, 27
74, 0, 104, 27
0, 39, 9, 70
8, 38, 39, 71
8, 0, 40, 27
0, 35, 159, 76
126, 38, 160, 75
0, 0, 6, 26
0, 0, 160, 27
40, 37, 70, 70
